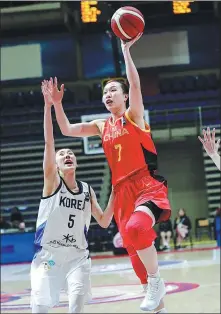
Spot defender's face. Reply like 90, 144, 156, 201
56, 149, 77, 173
102, 82, 128, 113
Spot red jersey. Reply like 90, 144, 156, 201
102, 111, 158, 186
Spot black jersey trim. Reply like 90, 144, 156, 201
41, 177, 62, 200
88, 184, 92, 205
88, 184, 92, 198
61, 178, 83, 195
141, 144, 158, 172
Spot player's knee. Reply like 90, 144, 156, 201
125, 211, 157, 250
125, 217, 139, 240
125, 211, 153, 239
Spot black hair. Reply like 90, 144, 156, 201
104, 79, 129, 95
104, 79, 129, 107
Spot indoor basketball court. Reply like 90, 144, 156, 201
1, 246, 220, 313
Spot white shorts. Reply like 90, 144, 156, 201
30, 248, 92, 308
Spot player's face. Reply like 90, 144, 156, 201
102, 82, 128, 113
56, 149, 77, 173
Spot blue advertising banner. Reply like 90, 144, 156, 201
1, 232, 35, 264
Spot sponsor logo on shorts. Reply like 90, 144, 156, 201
41, 260, 55, 271
48, 260, 55, 267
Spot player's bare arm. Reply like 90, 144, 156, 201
198, 127, 220, 171
42, 80, 60, 197
90, 186, 114, 228
44, 77, 105, 138
121, 34, 145, 129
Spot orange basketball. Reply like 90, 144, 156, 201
111, 6, 145, 41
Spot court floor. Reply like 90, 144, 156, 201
1, 246, 220, 313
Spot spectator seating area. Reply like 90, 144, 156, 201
158, 73, 219, 94
1, 73, 220, 252
1, 90, 220, 143
1, 73, 220, 143
195, 218, 214, 240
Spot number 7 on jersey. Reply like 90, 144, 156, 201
114, 144, 122, 162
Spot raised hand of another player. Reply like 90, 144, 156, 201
41, 80, 52, 107
44, 77, 64, 106
198, 127, 220, 158
121, 32, 143, 50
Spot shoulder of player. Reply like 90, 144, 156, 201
80, 181, 96, 198
79, 180, 91, 192
78, 181, 95, 204
42, 176, 62, 199
125, 109, 150, 133
92, 118, 106, 126
92, 119, 106, 134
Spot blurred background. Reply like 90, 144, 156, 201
1, 1, 220, 264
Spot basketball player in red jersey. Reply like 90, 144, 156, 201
44, 33, 171, 313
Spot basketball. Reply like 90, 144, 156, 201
111, 6, 145, 41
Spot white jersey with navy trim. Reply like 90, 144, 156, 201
34, 178, 91, 258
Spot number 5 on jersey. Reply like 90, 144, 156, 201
68, 214, 76, 228
114, 144, 122, 162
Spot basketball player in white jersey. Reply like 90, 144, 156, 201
31, 80, 114, 313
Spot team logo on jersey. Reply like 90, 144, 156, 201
62, 234, 76, 244
84, 192, 90, 202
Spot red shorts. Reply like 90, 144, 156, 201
113, 167, 171, 247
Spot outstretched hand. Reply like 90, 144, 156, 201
121, 32, 143, 50
43, 77, 65, 106
41, 80, 52, 106
198, 127, 220, 157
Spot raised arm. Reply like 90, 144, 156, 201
41, 80, 60, 197
121, 34, 144, 120
198, 127, 220, 171
90, 187, 114, 228
44, 77, 102, 137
